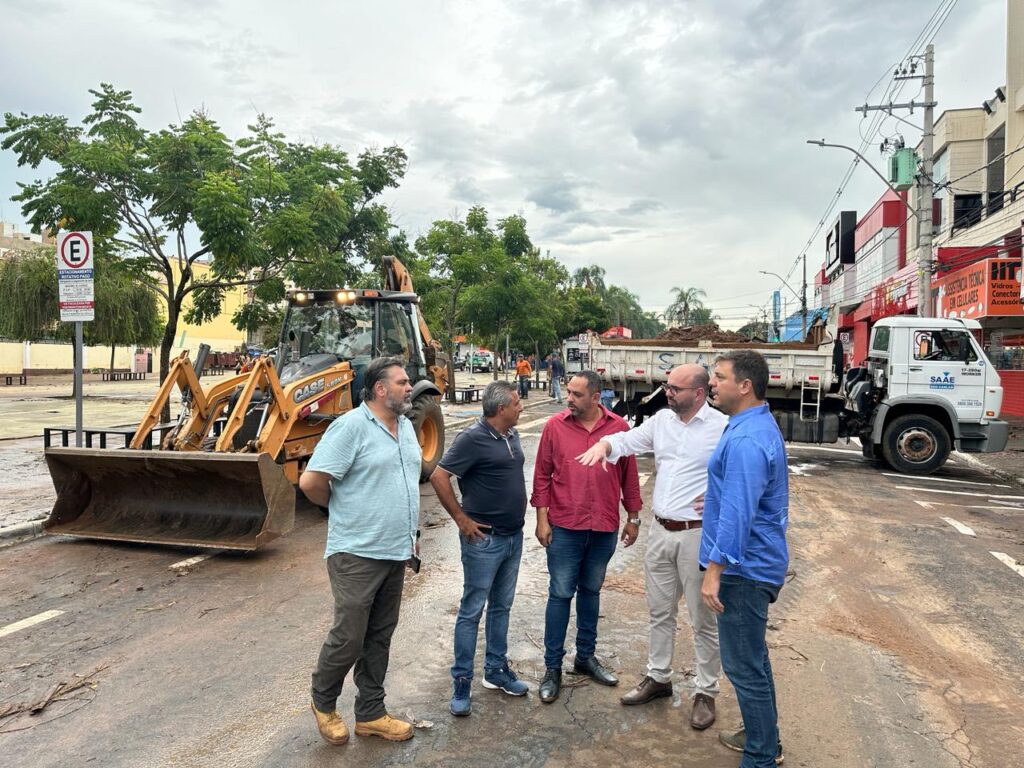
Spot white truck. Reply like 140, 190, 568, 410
589, 316, 1009, 474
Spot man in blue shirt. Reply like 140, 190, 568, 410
700, 350, 789, 768
430, 380, 529, 716
300, 357, 421, 747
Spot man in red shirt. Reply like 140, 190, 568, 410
531, 370, 642, 703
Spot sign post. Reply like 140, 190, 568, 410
56, 231, 95, 447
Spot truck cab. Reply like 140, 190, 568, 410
856, 316, 1009, 472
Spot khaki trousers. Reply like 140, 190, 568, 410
644, 520, 721, 697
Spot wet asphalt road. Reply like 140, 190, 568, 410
1, 400, 1023, 767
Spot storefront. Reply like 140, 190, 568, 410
933, 257, 1024, 416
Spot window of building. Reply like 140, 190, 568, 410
952, 194, 983, 232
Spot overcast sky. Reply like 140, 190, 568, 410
0, 0, 1009, 327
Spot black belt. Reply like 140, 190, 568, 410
655, 516, 702, 532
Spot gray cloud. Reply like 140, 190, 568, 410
0, 0, 1009, 326
526, 177, 584, 213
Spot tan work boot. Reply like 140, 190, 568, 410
355, 713, 414, 742
311, 702, 349, 745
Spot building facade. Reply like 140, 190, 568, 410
815, 1, 1024, 416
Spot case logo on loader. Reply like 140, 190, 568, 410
929, 372, 955, 390
294, 378, 326, 403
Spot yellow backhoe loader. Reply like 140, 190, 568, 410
43, 256, 449, 551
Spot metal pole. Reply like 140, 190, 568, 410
801, 252, 808, 341
917, 44, 935, 317
75, 321, 83, 447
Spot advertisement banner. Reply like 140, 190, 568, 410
934, 258, 1022, 319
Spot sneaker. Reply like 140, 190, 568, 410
482, 664, 529, 696
719, 728, 784, 765
354, 713, 414, 742
450, 676, 472, 716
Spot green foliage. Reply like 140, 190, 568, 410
664, 286, 708, 327
0, 248, 160, 348
1, 84, 407, 379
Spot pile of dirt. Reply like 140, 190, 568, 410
655, 324, 749, 343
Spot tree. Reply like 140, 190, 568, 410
0, 247, 162, 370
603, 284, 664, 338
571, 265, 607, 297
2, 85, 407, 392
688, 305, 718, 326
664, 286, 707, 327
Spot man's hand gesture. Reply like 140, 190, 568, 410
576, 440, 611, 470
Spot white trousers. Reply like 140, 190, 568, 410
644, 520, 721, 696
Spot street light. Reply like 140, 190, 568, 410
760, 267, 807, 342
805, 139, 918, 219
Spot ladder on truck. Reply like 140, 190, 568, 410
799, 378, 822, 422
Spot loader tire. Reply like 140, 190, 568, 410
881, 414, 950, 475
410, 395, 445, 482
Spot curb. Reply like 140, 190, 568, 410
0, 520, 44, 545
952, 451, 1024, 488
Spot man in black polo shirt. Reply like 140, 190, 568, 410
430, 380, 528, 716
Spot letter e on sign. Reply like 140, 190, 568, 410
60, 232, 92, 269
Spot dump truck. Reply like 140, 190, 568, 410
589, 315, 1008, 475
43, 256, 448, 551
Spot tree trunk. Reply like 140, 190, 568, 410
109, 344, 116, 373
493, 333, 501, 381
159, 301, 178, 423
534, 340, 540, 390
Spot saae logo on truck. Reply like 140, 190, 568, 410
929, 372, 955, 390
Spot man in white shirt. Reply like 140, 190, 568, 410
577, 363, 727, 730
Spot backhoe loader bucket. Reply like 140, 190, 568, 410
43, 448, 296, 551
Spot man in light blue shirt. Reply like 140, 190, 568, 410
300, 356, 421, 747
700, 349, 789, 768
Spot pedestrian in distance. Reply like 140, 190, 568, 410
430, 380, 529, 716
550, 353, 565, 404
515, 355, 533, 399
577, 363, 727, 730
531, 370, 643, 703
300, 356, 421, 747
700, 350, 789, 767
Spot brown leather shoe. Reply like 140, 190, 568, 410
690, 693, 716, 730
355, 713, 414, 742
311, 702, 349, 745
619, 676, 673, 705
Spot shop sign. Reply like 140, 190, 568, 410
934, 258, 1022, 319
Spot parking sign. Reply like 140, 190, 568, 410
56, 231, 95, 322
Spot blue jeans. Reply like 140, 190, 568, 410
551, 377, 562, 402
717, 575, 782, 768
518, 375, 530, 398
543, 526, 617, 669
452, 530, 523, 679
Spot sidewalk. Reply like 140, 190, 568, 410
961, 414, 1024, 487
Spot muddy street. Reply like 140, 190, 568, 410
1, 405, 1023, 767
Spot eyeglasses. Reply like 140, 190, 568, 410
665, 384, 701, 395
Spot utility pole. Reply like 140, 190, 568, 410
801, 252, 808, 341
917, 44, 935, 317
853, 44, 936, 317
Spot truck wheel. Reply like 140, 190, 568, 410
881, 414, 950, 475
409, 395, 445, 482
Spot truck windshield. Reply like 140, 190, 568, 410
285, 302, 374, 362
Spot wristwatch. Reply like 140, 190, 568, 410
627, 517, 641, 526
